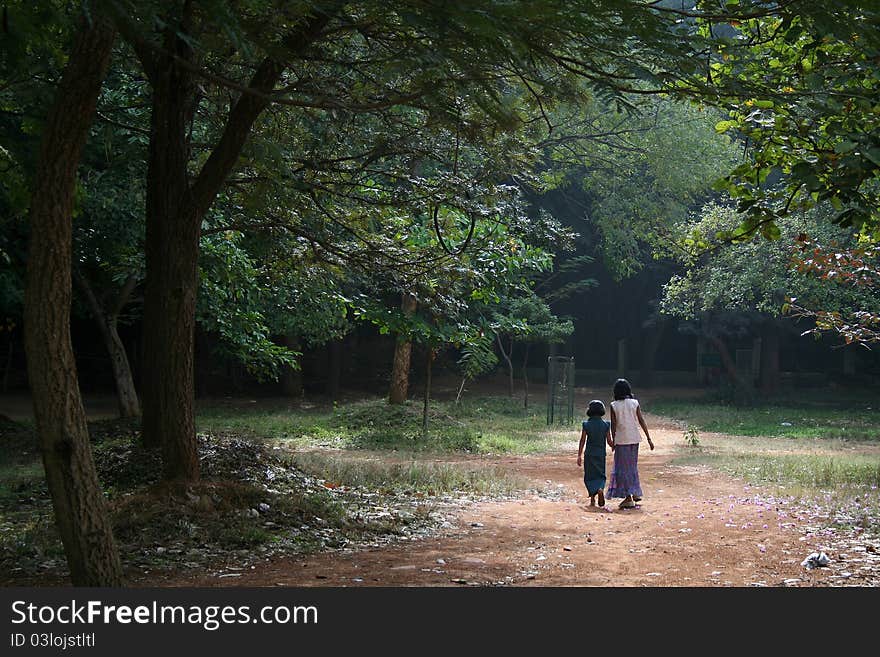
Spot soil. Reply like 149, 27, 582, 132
149, 414, 840, 588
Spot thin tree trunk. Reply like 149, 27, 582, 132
23, 11, 122, 585
389, 293, 417, 404
707, 335, 747, 389
522, 342, 531, 409
496, 333, 514, 397
455, 376, 467, 404
74, 271, 140, 417
422, 346, 434, 435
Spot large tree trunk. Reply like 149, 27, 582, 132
759, 320, 780, 395
74, 271, 140, 417
388, 293, 417, 404
139, 30, 201, 480
133, 10, 334, 481
23, 12, 123, 585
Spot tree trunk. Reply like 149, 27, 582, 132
23, 12, 123, 585
139, 53, 201, 480
759, 320, 780, 395
281, 334, 303, 397
455, 376, 467, 404
497, 334, 514, 397
131, 4, 341, 480
388, 293, 417, 404
522, 342, 531, 409
707, 335, 747, 389
74, 271, 140, 417
422, 346, 434, 435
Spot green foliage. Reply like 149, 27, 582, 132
197, 233, 297, 380
682, 425, 701, 447
703, 6, 880, 239
659, 203, 880, 348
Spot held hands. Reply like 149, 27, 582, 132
577, 455, 582, 467
647, 437, 655, 451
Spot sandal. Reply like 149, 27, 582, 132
619, 499, 635, 509
597, 491, 605, 507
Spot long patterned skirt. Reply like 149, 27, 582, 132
607, 443, 642, 498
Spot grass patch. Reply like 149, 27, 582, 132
673, 450, 880, 488
651, 397, 880, 441
291, 451, 531, 497
197, 396, 575, 455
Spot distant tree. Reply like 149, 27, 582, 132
659, 203, 876, 392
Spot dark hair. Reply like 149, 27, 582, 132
587, 400, 606, 417
613, 378, 633, 401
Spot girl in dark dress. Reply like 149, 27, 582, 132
577, 400, 614, 507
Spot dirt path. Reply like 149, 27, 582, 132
159, 417, 835, 588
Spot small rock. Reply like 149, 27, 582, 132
563, 546, 572, 552
258, 503, 270, 513
470, 522, 484, 528
155, 547, 166, 555
436, 559, 446, 565
801, 551, 831, 569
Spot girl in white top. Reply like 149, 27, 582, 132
608, 378, 654, 509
